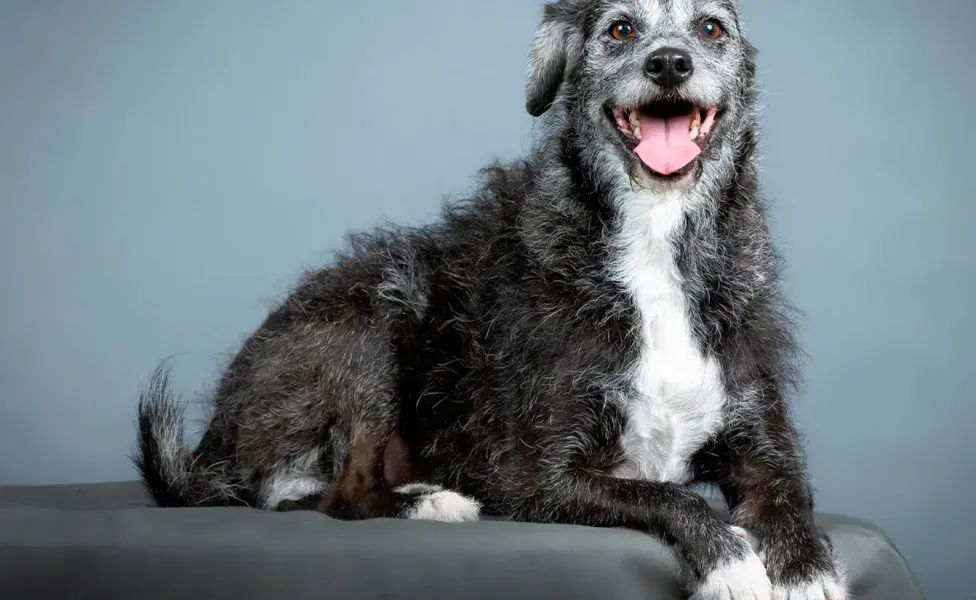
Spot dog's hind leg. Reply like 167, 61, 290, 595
235, 309, 405, 515
234, 262, 480, 522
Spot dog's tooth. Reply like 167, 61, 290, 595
689, 106, 702, 140
628, 110, 642, 140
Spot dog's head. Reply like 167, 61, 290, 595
526, 0, 757, 191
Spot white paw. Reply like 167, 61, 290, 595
692, 549, 772, 600
771, 575, 847, 600
404, 490, 481, 523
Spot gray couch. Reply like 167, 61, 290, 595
0, 482, 925, 599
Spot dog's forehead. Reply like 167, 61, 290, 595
582, 0, 738, 27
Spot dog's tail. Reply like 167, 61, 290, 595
134, 364, 249, 508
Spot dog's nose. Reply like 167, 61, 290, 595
644, 47, 694, 87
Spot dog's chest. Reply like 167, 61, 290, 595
610, 195, 727, 484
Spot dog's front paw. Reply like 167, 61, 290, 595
692, 536, 772, 600
763, 534, 848, 600
771, 573, 847, 600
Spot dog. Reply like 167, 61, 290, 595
135, 1, 848, 598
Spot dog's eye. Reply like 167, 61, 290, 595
609, 21, 635, 41
699, 20, 724, 40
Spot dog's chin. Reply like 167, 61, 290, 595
627, 153, 703, 190
605, 99, 722, 191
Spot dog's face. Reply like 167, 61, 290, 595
526, 0, 755, 190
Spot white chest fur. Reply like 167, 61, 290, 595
610, 191, 728, 484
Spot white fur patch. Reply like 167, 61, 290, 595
611, 190, 728, 483
402, 489, 481, 523
771, 577, 847, 600
693, 548, 772, 600
393, 483, 443, 495
259, 450, 325, 508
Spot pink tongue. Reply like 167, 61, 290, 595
634, 113, 700, 175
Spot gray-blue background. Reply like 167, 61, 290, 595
1, 1, 972, 597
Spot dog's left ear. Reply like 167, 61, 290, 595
525, 10, 576, 117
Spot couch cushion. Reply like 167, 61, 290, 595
0, 482, 925, 600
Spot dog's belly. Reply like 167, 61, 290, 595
611, 192, 727, 483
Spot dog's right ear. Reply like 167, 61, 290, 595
525, 10, 573, 117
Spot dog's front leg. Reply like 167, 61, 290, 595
516, 474, 771, 600
722, 387, 848, 600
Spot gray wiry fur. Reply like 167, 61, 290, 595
135, 1, 847, 598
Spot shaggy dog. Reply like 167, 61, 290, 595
136, 1, 847, 598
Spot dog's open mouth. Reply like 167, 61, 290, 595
610, 100, 720, 178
